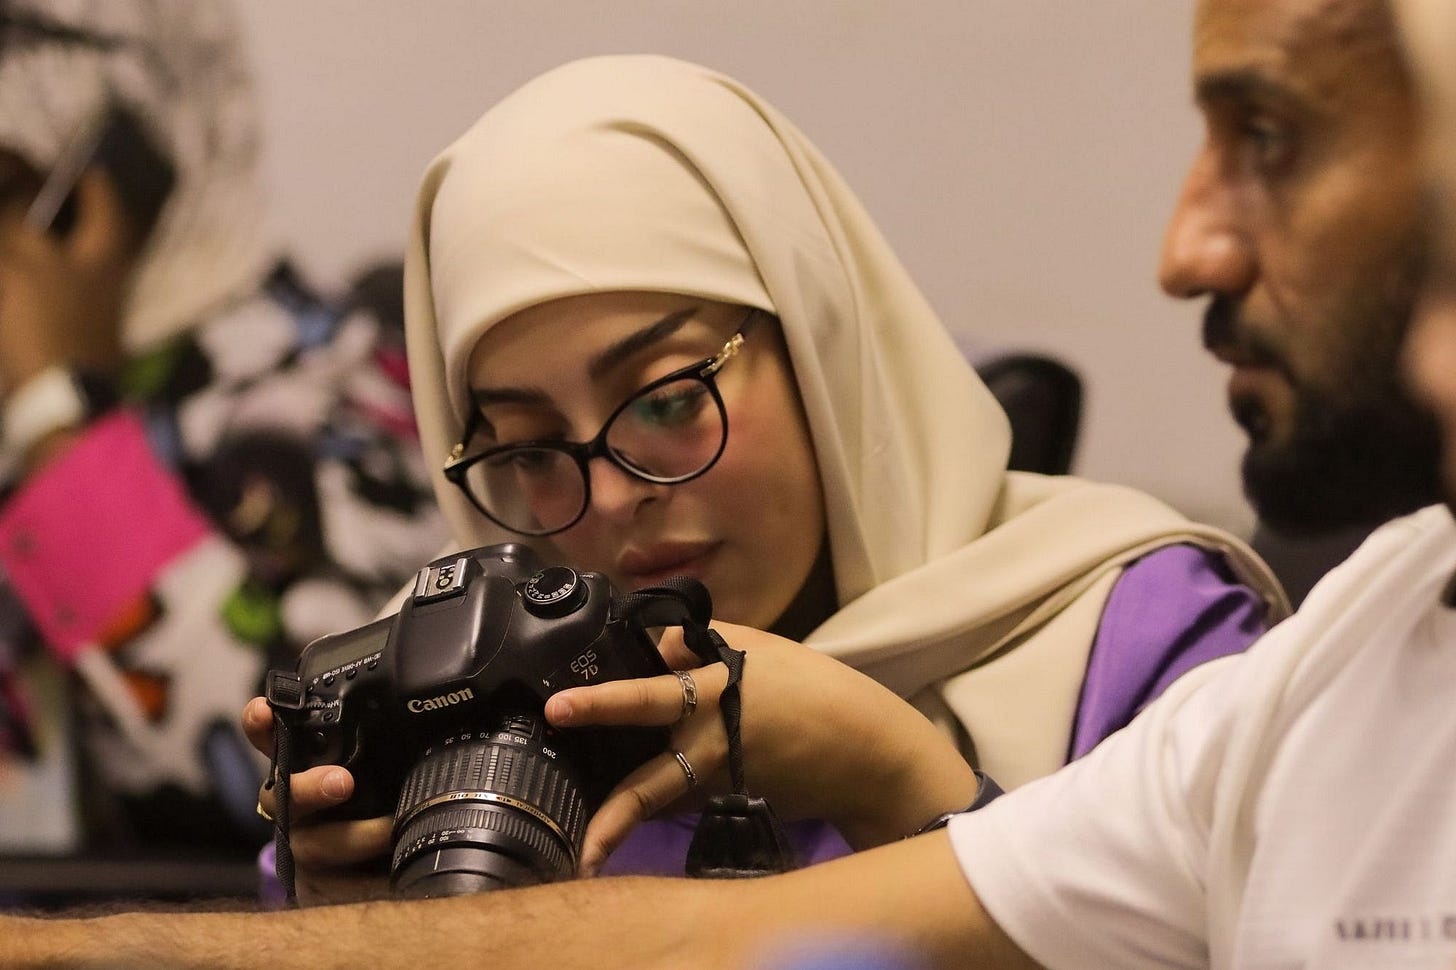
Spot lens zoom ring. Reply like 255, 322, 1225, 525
396, 741, 587, 850
392, 804, 573, 878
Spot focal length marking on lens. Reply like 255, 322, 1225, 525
395, 790, 577, 863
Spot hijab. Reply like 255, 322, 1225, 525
405, 55, 1288, 787
0, 0, 275, 353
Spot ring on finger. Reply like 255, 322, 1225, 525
672, 749, 699, 789
255, 800, 274, 824
674, 669, 698, 721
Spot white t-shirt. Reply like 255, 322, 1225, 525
950, 504, 1456, 970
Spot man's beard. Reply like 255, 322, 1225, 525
1239, 381, 1443, 535
1207, 250, 1444, 536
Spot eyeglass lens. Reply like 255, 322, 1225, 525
463, 374, 726, 534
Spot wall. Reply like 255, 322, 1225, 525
236, 0, 1255, 534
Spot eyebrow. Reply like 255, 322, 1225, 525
1194, 68, 1304, 113
470, 306, 702, 409
586, 306, 700, 380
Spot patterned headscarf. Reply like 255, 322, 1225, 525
0, 0, 275, 351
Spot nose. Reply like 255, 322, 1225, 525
1158, 144, 1256, 300
582, 456, 664, 526
1405, 288, 1456, 414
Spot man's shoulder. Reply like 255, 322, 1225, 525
1301, 504, 1456, 606
1220, 504, 1456, 702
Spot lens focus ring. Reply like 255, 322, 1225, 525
392, 729, 587, 886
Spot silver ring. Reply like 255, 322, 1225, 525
672, 749, 699, 789
675, 669, 698, 721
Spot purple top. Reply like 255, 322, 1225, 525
1067, 542, 1268, 759
601, 542, 1271, 876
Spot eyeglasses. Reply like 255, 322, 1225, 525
444, 306, 761, 536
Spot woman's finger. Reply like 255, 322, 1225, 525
547, 663, 728, 728
290, 816, 393, 868
256, 764, 355, 822
653, 626, 704, 669
579, 746, 711, 877
241, 696, 274, 757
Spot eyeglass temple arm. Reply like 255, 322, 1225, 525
448, 408, 485, 464
701, 306, 763, 377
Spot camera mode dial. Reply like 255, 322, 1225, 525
522, 566, 588, 618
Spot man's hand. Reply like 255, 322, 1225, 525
242, 697, 391, 905
0, 167, 137, 391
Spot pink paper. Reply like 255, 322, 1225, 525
0, 411, 213, 660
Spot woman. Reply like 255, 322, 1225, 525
254, 53, 1286, 888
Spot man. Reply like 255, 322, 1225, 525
0, 0, 446, 866
4, 0, 1455, 966
1159, 0, 1445, 606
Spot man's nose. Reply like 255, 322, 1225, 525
1158, 145, 1256, 300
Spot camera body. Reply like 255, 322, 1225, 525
266, 542, 673, 896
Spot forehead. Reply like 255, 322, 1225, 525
1399, 0, 1456, 200
1193, 0, 1406, 108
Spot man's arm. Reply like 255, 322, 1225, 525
0, 833, 1044, 970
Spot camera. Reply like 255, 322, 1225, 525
265, 543, 688, 898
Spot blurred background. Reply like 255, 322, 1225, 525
236, 0, 1252, 535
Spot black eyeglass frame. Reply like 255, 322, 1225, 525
444, 306, 762, 537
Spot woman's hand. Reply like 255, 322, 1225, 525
242, 697, 391, 905
544, 620, 982, 875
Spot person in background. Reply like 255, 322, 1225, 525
0, 0, 446, 858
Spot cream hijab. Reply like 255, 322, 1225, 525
405, 55, 1287, 787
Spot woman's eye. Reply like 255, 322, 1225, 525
489, 450, 555, 473
628, 382, 709, 427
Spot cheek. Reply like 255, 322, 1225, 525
1407, 297, 1456, 426
717, 377, 821, 515
539, 527, 616, 582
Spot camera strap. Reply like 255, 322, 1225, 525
681, 624, 795, 878
264, 710, 300, 904
622, 579, 795, 878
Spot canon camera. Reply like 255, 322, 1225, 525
265, 543, 698, 898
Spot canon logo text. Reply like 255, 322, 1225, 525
407, 687, 476, 714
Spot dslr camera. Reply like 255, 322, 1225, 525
266, 543, 693, 898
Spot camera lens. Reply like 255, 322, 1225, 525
390, 712, 587, 898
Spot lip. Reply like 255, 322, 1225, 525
1208, 342, 1283, 397
1208, 342, 1263, 369
616, 541, 720, 589
1226, 362, 1282, 399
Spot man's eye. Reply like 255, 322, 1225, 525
1240, 116, 1295, 172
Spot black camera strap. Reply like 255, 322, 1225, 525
623, 580, 795, 879
264, 710, 300, 904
